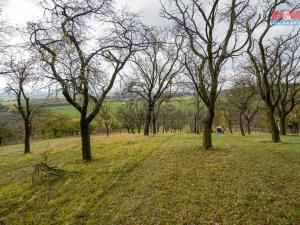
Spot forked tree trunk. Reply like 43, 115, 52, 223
267, 108, 281, 143
81, 120, 92, 161
24, 121, 31, 154
144, 103, 153, 136
279, 116, 286, 135
202, 109, 214, 150
239, 112, 245, 136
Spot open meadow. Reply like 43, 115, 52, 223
0, 133, 299, 225
1, 0, 300, 224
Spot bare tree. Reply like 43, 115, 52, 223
3, 58, 36, 154
98, 103, 113, 137
162, 0, 251, 149
124, 29, 183, 136
117, 101, 136, 134
231, 74, 257, 136
221, 92, 237, 134
245, 0, 300, 142
133, 101, 145, 134
243, 100, 260, 134
274, 41, 300, 135
29, 0, 145, 161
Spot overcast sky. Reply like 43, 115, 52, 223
1, 0, 162, 26
0, 0, 298, 90
0, 0, 163, 89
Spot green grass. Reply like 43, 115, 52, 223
46, 101, 124, 118
47, 105, 81, 118
46, 97, 196, 117
0, 133, 299, 225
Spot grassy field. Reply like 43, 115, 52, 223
0, 133, 299, 225
48, 105, 81, 118
46, 97, 196, 118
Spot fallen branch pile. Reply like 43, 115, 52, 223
32, 162, 67, 184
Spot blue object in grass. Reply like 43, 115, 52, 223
216, 127, 224, 134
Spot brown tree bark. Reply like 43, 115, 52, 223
24, 121, 31, 154
104, 122, 109, 137
239, 112, 245, 136
80, 121, 92, 161
202, 109, 214, 150
144, 103, 153, 136
152, 117, 157, 135
246, 121, 251, 135
279, 116, 286, 136
267, 109, 280, 143
228, 119, 233, 134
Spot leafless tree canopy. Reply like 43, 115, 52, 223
28, 0, 147, 160
245, 0, 300, 142
124, 28, 183, 135
161, 0, 251, 149
2, 54, 38, 154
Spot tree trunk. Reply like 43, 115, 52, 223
162, 115, 166, 134
239, 112, 245, 136
202, 109, 214, 150
144, 103, 153, 136
195, 94, 201, 134
196, 118, 200, 134
81, 120, 92, 161
152, 118, 157, 135
246, 120, 251, 134
24, 121, 31, 154
266, 108, 281, 143
227, 119, 233, 134
279, 116, 286, 135
104, 122, 109, 137
137, 125, 141, 134
130, 125, 135, 134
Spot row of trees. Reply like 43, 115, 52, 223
0, 0, 299, 161
0, 102, 189, 145
2, 90, 298, 146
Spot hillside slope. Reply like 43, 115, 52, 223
0, 133, 299, 225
